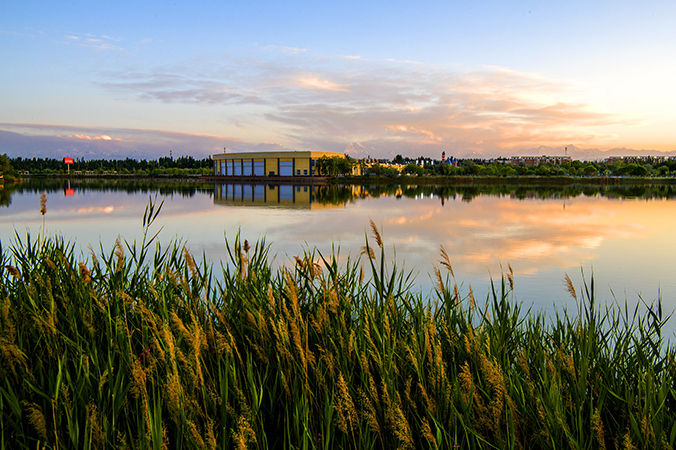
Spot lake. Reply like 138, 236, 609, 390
2, 179, 676, 335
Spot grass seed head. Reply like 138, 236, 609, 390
79, 262, 91, 283
25, 402, 48, 441
439, 244, 454, 277
39, 192, 48, 216
459, 361, 473, 404
361, 245, 376, 260
421, 417, 438, 450
183, 246, 198, 279
564, 273, 577, 300
433, 266, 444, 294
4, 265, 20, 279
115, 236, 124, 272
369, 219, 383, 248
592, 408, 606, 450
358, 388, 381, 435
336, 372, 358, 433
468, 284, 475, 312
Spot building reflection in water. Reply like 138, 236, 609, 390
213, 183, 354, 210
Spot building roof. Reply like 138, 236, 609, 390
213, 150, 347, 159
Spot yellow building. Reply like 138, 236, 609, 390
212, 150, 360, 177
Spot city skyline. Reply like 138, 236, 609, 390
2, 0, 675, 160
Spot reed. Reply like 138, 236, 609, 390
1, 210, 675, 449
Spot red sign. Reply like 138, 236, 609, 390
65, 188, 75, 197
63, 158, 74, 165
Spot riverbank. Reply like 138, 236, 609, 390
22, 172, 676, 186
345, 174, 676, 186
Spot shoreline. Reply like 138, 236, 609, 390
18, 173, 676, 186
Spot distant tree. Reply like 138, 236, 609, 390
403, 163, 424, 176
0, 154, 18, 181
583, 164, 598, 176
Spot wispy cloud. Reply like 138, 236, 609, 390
1, 43, 641, 158
60, 33, 125, 51
297, 75, 349, 92
0, 29, 39, 37
59, 134, 121, 141
258, 44, 307, 54
91, 50, 632, 157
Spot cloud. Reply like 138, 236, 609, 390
60, 33, 124, 51
0, 29, 38, 37
3, 47, 644, 159
297, 75, 349, 92
77, 206, 115, 214
258, 44, 307, 54
0, 124, 246, 159
61, 134, 121, 141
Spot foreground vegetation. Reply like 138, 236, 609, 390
1, 214, 676, 449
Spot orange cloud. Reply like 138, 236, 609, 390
297, 75, 348, 92
65, 134, 121, 141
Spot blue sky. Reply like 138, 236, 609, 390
2, 0, 675, 159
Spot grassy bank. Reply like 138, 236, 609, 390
1, 218, 675, 449
344, 174, 676, 186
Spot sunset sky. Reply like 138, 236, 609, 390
2, 0, 675, 160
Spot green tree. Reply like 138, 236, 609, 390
403, 163, 424, 176
392, 154, 405, 165
0, 154, 18, 182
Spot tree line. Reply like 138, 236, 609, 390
4, 152, 676, 180
6, 155, 214, 176
366, 154, 676, 178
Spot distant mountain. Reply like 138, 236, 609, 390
459, 145, 676, 161
512, 145, 676, 160
341, 141, 676, 161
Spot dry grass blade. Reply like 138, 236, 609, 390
4, 265, 20, 278
115, 236, 124, 272
369, 219, 383, 249
360, 245, 376, 260
433, 266, 444, 294
563, 273, 577, 300
439, 245, 454, 277
183, 247, 198, 279
468, 284, 475, 313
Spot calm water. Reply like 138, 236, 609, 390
2, 179, 676, 334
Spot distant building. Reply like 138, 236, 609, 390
441, 151, 458, 167
603, 156, 666, 164
212, 150, 361, 177
510, 155, 572, 166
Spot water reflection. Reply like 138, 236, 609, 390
339, 183, 676, 203
206, 181, 676, 209
2, 178, 213, 202
212, 183, 355, 209
6, 179, 676, 209
2, 179, 676, 335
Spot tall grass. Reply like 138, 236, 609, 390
1, 211, 675, 449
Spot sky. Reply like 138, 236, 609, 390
1, 0, 675, 160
